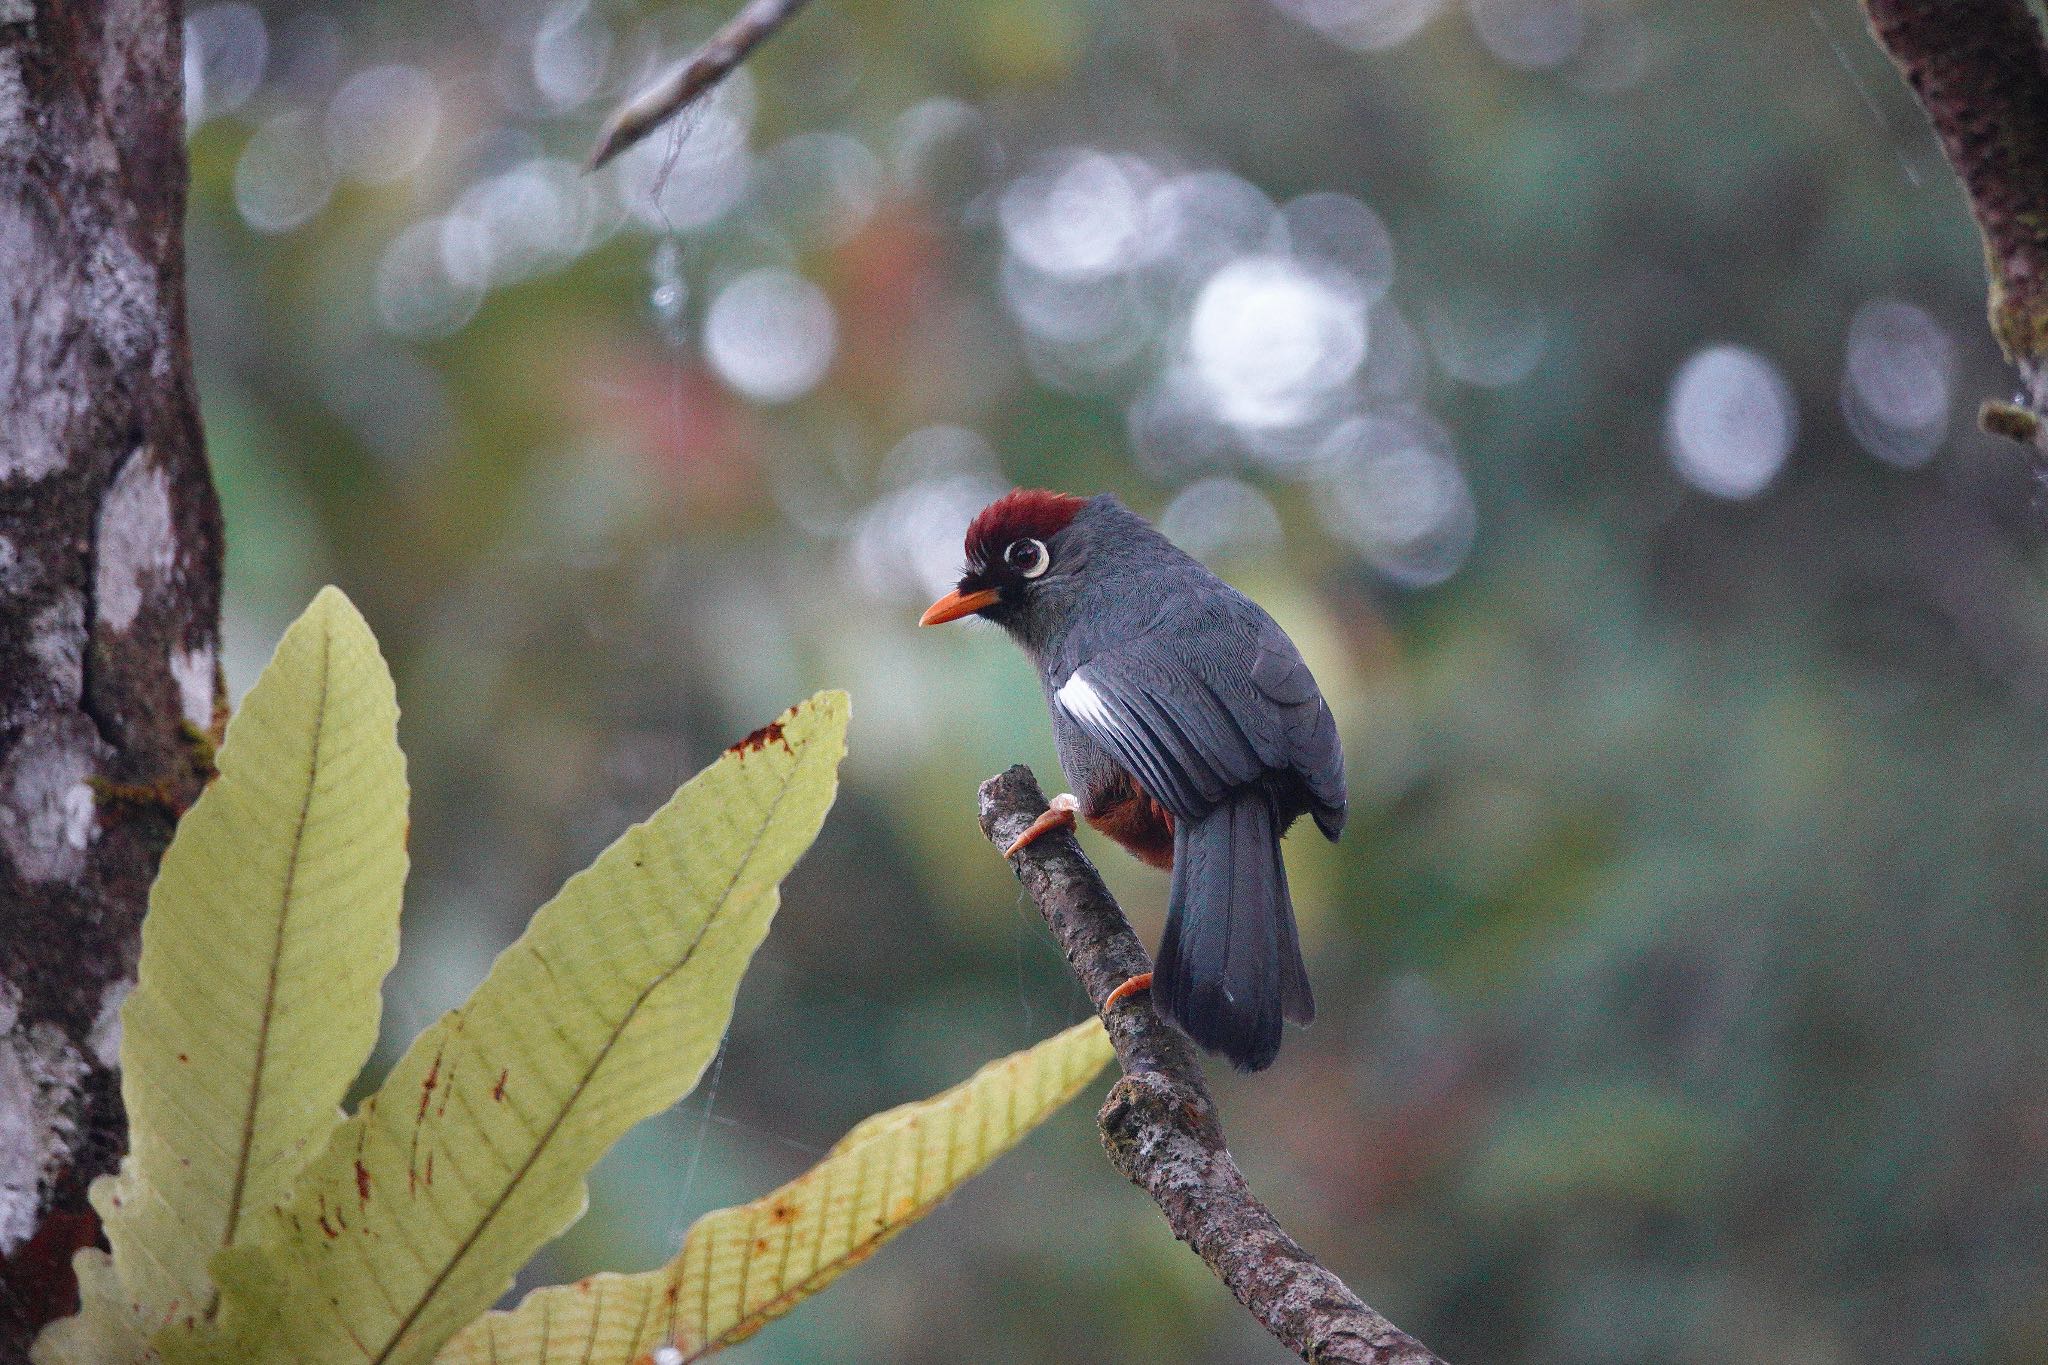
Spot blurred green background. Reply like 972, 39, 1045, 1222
184, 0, 2048, 1358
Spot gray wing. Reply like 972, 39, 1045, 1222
1052, 598, 1346, 837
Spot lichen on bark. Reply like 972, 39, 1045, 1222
979, 766, 1444, 1365
0, 0, 224, 1349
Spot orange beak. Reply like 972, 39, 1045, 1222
919, 586, 1000, 626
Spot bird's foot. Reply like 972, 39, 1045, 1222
1004, 793, 1079, 858
1102, 971, 1152, 1011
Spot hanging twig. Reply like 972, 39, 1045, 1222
1861, 0, 2048, 452
979, 766, 1445, 1365
587, 0, 817, 170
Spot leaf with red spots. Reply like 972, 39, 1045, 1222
724, 720, 790, 758
435, 1018, 1111, 1364
188, 693, 848, 1365
35, 588, 408, 1365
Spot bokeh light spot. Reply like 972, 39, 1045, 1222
184, 2, 268, 128
325, 65, 441, 184
454, 157, 601, 285
1468, 0, 1586, 69
1842, 298, 1955, 469
1000, 150, 1150, 282
1282, 193, 1396, 303
704, 270, 838, 403
1144, 171, 1281, 281
754, 132, 884, 247
846, 473, 1007, 600
533, 0, 613, 111
1317, 415, 1476, 586
234, 110, 334, 234
1665, 344, 1797, 499
1188, 255, 1368, 429
1269, 0, 1447, 52
1423, 292, 1546, 388
1158, 478, 1285, 561
376, 219, 484, 338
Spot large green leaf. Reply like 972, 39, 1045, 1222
35, 587, 409, 1364
182, 691, 850, 1365
435, 1018, 1114, 1365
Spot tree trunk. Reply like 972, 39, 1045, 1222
0, 1, 222, 1352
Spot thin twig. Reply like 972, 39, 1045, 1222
586, 0, 816, 170
979, 766, 1445, 1365
1861, 0, 2048, 449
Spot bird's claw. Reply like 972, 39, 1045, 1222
1004, 793, 1080, 858
1103, 971, 1152, 1011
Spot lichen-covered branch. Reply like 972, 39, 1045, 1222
587, 0, 816, 170
0, 0, 224, 1350
979, 767, 1443, 1365
1861, 0, 2048, 446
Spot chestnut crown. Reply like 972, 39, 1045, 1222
962, 489, 1086, 576
918, 488, 1089, 632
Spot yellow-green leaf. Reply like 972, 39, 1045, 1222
184, 692, 850, 1365
34, 586, 408, 1365
34, 1250, 157, 1365
435, 1018, 1114, 1365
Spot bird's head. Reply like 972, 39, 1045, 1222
920, 489, 1089, 641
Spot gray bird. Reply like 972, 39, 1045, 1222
921, 489, 1346, 1070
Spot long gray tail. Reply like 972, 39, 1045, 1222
1157, 789, 1314, 1072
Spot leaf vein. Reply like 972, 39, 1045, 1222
364, 744, 817, 1363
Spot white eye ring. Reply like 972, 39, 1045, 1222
1006, 537, 1050, 579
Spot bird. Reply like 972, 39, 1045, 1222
921, 489, 1346, 1071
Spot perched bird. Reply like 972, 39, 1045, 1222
921, 490, 1346, 1071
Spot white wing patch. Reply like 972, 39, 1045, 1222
1056, 669, 1122, 739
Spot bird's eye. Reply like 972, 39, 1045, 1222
1004, 537, 1050, 579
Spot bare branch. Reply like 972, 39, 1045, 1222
587, 0, 816, 171
978, 767, 1445, 1365
1861, 0, 2048, 449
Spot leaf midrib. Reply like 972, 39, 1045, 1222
216, 620, 334, 1263
680, 1034, 1104, 1358
681, 1113, 1007, 1363
369, 746, 814, 1364
679, 1191, 930, 1360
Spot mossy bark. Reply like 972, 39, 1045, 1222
1865, 0, 2048, 425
